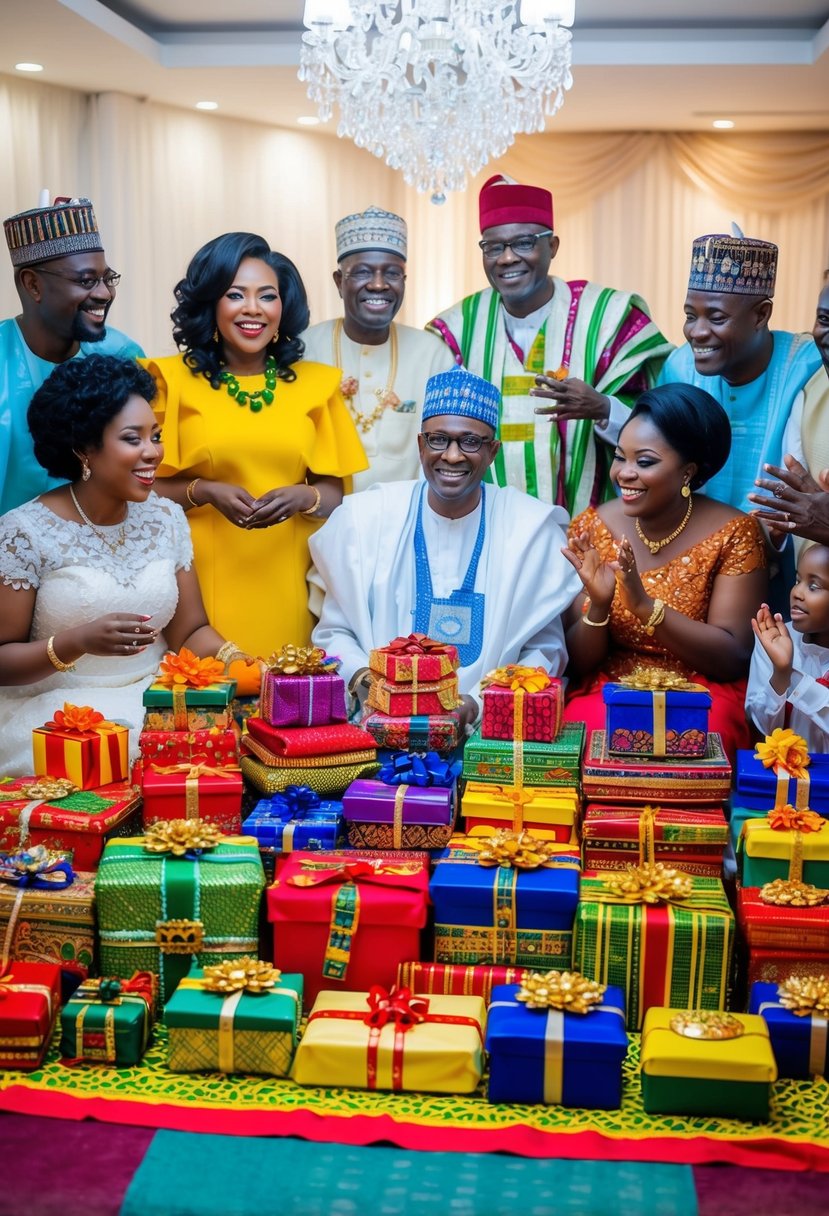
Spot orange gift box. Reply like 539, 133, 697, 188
33, 707, 128, 791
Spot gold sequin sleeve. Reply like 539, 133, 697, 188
714, 512, 767, 576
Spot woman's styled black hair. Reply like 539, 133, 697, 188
171, 232, 309, 386
620, 382, 732, 489
28, 354, 157, 481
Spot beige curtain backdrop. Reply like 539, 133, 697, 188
1, 73, 828, 354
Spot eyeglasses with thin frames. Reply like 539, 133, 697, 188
478, 230, 554, 259
342, 267, 406, 284
34, 268, 121, 291
421, 432, 494, 454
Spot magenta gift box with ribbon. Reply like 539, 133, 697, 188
261, 672, 347, 729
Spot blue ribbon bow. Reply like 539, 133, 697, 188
377, 750, 461, 789
0, 847, 74, 889
267, 784, 322, 820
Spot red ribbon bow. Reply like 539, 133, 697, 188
364, 984, 429, 1031
386, 634, 452, 656
287, 860, 423, 889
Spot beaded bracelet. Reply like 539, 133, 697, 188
47, 635, 76, 672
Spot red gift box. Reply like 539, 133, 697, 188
246, 717, 375, 759
737, 885, 829, 953
141, 764, 243, 834
369, 636, 459, 684
0, 961, 61, 1070
581, 803, 728, 878
366, 676, 460, 718
33, 709, 128, 790
138, 727, 239, 770
481, 672, 563, 743
0, 779, 141, 869
746, 948, 829, 987
582, 729, 732, 805
362, 711, 461, 757
396, 961, 530, 1006
268, 850, 430, 1007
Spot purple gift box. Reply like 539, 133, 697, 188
342, 778, 457, 851
260, 672, 347, 728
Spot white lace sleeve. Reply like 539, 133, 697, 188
150, 496, 193, 572
0, 508, 43, 590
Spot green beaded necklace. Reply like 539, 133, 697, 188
220, 355, 277, 413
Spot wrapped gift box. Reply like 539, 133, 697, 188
481, 676, 563, 744
142, 678, 236, 732
397, 961, 530, 1005
246, 717, 375, 759
291, 987, 485, 1093
581, 804, 728, 878
367, 674, 460, 718
0, 779, 141, 870
369, 638, 459, 685
735, 749, 829, 816
166, 966, 303, 1076
268, 850, 430, 1007
747, 949, 829, 988
95, 832, 264, 1007
33, 717, 128, 790
362, 710, 461, 757
0, 961, 61, 1070
640, 1007, 776, 1119
141, 765, 243, 836
462, 782, 579, 843
603, 683, 711, 759
261, 671, 347, 729
138, 727, 239, 770
59, 973, 155, 1065
430, 838, 580, 970
749, 979, 829, 1078
582, 730, 731, 805
240, 753, 379, 799
242, 792, 343, 852
736, 884, 829, 953
462, 723, 584, 788
574, 871, 735, 1030
342, 777, 457, 850
739, 818, 829, 889
0, 867, 96, 981
486, 981, 628, 1107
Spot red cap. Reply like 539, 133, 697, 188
478, 174, 553, 233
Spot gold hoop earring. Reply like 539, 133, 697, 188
681, 482, 691, 498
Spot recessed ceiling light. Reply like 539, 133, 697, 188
196, 101, 218, 111
15, 62, 43, 73
712, 119, 734, 129
297, 115, 321, 126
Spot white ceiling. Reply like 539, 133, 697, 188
2, 0, 828, 133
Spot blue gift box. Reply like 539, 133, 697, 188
242, 794, 342, 852
735, 750, 829, 816
602, 683, 711, 759
486, 982, 628, 1107
748, 981, 828, 1079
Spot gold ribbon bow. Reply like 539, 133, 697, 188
201, 958, 282, 995
264, 644, 339, 676
619, 667, 706, 693
759, 878, 829, 907
755, 728, 811, 782
599, 861, 693, 904
0, 777, 77, 804
481, 666, 552, 694
149, 762, 240, 820
471, 830, 567, 871
143, 819, 222, 856
516, 971, 606, 1014
767, 805, 825, 834
777, 975, 829, 1019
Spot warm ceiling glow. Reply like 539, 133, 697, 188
712, 119, 735, 129
297, 116, 321, 126
15, 63, 43, 73
195, 101, 218, 111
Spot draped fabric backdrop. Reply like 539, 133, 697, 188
1, 73, 828, 355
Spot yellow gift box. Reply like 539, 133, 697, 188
462, 782, 579, 843
741, 818, 829, 888
291, 989, 486, 1094
32, 720, 129, 790
641, 1009, 777, 1082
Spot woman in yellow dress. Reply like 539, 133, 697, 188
144, 232, 368, 666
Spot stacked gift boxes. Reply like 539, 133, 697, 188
342, 751, 461, 850
362, 636, 463, 757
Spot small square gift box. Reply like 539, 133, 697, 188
141, 762, 243, 836
59, 972, 156, 1065
462, 782, 579, 844
640, 1008, 777, 1120
0, 960, 61, 1071
749, 977, 829, 1078
142, 648, 236, 732
368, 635, 459, 685
260, 645, 347, 728
735, 729, 829, 817
574, 866, 735, 1030
0, 776, 141, 870
291, 984, 486, 1094
486, 973, 628, 1108
397, 961, 531, 1006
166, 959, 302, 1076
581, 803, 729, 879
430, 833, 580, 971
480, 666, 563, 744
582, 730, 731, 806
602, 670, 711, 759
366, 673, 460, 718
242, 787, 343, 853
342, 751, 461, 850
462, 722, 584, 788
739, 806, 829, 890
268, 851, 430, 1007
361, 710, 461, 757
95, 822, 264, 1007
138, 727, 239, 771
33, 703, 129, 790
0, 847, 94, 985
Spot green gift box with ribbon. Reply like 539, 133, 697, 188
95, 824, 264, 1008
59, 973, 155, 1066
462, 723, 584, 788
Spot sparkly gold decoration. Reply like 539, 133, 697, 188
759, 878, 829, 908
755, 729, 811, 780
777, 975, 829, 1019
603, 862, 693, 904
142, 819, 221, 856
264, 644, 340, 676
201, 957, 282, 995
516, 970, 606, 1014
767, 805, 825, 834
481, 665, 552, 693
0, 776, 77, 803
619, 667, 705, 693
670, 1011, 745, 1040
471, 830, 567, 870
155, 919, 204, 954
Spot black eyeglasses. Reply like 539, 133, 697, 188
478, 230, 554, 259
421, 432, 494, 454
35, 268, 121, 290
342, 267, 406, 284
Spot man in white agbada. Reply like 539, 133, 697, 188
309, 366, 580, 727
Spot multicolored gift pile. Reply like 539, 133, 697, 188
362, 635, 462, 757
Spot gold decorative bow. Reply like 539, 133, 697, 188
618, 666, 705, 693
767, 805, 825, 834
481, 666, 552, 693
264, 644, 340, 676
670, 1010, 745, 1040
201, 958, 282, 995
516, 970, 606, 1014
142, 819, 222, 856
777, 975, 829, 1019
759, 878, 829, 908
156, 648, 226, 691
601, 862, 693, 904
0, 777, 77, 803
755, 728, 811, 781
471, 830, 567, 870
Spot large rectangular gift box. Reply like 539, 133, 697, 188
142, 678, 237, 732
95, 832, 264, 1007
240, 753, 379, 799
739, 818, 829, 888
368, 637, 459, 685
481, 674, 563, 744
574, 871, 735, 1030
0, 961, 61, 1071
749, 979, 829, 1078
0, 868, 96, 981
166, 966, 303, 1075
268, 850, 431, 1007
138, 727, 239, 771
735, 749, 829, 816
397, 961, 530, 1005
602, 682, 711, 759
366, 674, 460, 718
0, 779, 141, 869
141, 765, 243, 836
261, 671, 347, 729
581, 803, 728, 878
462, 723, 584, 788
736, 884, 829, 954
582, 730, 732, 806
33, 714, 129, 790
640, 1007, 777, 1119
242, 792, 343, 852
486, 981, 628, 1108
342, 777, 457, 850
291, 987, 486, 1093
361, 710, 461, 757
430, 838, 580, 970
59, 972, 155, 1065
462, 782, 579, 843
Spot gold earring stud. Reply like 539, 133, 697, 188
681, 483, 691, 498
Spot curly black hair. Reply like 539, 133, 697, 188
27, 354, 157, 481
620, 383, 732, 490
171, 232, 309, 386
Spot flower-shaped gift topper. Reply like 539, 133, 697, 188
202, 958, 281, 995
604, 862, 693, 904
755, 728, 811, 780
516, 971, 606, 1015
767, 804, 825, 834
156, 648, 225, 690
143, 819, 222, 856
45, 704, 105, 733
777, 975, 829, 1019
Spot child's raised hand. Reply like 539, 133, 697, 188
751, 603, 793, 673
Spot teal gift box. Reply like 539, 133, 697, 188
59, 973, 155, 1065
749, 980, 828, 1079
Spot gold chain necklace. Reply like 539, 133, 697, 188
333, 319, 398, 434
69, 485, 127, 554
635, 494, 693, 555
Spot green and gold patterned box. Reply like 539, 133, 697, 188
59, 973, 154, 1066
461, 722, 584, 788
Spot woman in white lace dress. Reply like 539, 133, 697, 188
0, 355, 227, 776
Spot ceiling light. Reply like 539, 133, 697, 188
15, 63, 43, 73
196, 101, 219, 111
297, 116, 321, 126
712, 119, 735, 129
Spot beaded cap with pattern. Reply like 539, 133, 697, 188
422, 366, 500, 434
335, 205, 407, 261
4, 197, 104, 268
688, 227, 778, 298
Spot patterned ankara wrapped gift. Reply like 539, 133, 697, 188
486, 974, 628, 1108
166, 960, 303, 1076
342, 752, 460, 850
462, 722, 584, 788
396, 961, 530, 1006
749, 977, 829, 1079
640, 1008, 776, 1120
366, 674, 461, 717
138, 727, 239, 772
361, 710, 462, 757
141, 763, 243, 836
59, 972, 156, 1066
242, 787, 343, 852
430, 833, 580, 971
739, 807, 829, 889
369, 635, 459, 685
603, 668, 711, 759
260, 645, 347, 728
582, 731, 732, 806
480, 666, 563, 744
291, 984, 486, 1094
143, 649, 236, 732
268, 851, 430, 1007
95, 823, 264, 1007
574, 866, 735, 1030
735, 729, 829, 816
0, 961, 61, 1070
581, 803, 729, 878
0, 847, 94, 987
0, 777, 141, 870
462, 782, 579, 843
33, 704, 129, 790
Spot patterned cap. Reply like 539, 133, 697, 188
335, 205, 407, 261
688, 229, 778, 298
4, 197, 104, 268
422, 367, 500, 434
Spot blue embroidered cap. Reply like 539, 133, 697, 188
421, 366, 500, 434
688, 226, 778, 298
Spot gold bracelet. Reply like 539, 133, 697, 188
46, 635, 76, 672
186, 478, 202, 508
215, 640, 247, 669
643, 598, 666, 636
581, 601, 610, 628
301, 484, 322, 517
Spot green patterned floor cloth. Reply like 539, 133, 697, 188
119, 1131, 698, 1216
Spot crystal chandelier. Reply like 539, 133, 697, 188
300, 2, 575, 203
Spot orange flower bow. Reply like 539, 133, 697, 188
45, 703, 105, 733
156, 648, 225, 690
767, 804, 826, 834
482, 665, 552, 694
755, 729, 811, 780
